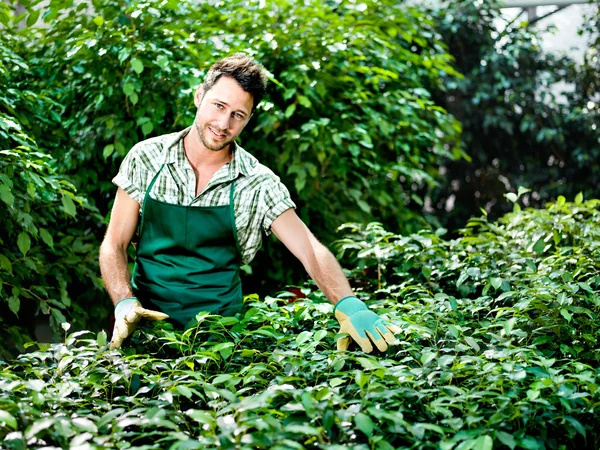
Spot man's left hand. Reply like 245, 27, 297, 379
334, 296, 401, 353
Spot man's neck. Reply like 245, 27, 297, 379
183, 127, 232, 170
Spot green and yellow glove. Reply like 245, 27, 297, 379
334, 296, 401, 353
109, 297, 169, 349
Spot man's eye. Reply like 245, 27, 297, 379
215, 103, 223, 109
234, 113, 243, 119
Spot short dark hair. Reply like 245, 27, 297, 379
203, 53, 267, 113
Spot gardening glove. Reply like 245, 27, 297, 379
334, 296, 401, 353
109, 297, 169, 349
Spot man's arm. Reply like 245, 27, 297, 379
99, 187, 140, 306
270, 209, 353, 304
271, 209, 400, 353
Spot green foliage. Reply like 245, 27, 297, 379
0, 29, 104, 358
428, 0, 600, 229
7, 0, 464, 293
1, 197, 599, 448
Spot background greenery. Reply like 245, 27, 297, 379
2, 0, 600, 446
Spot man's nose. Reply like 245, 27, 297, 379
215, 112, 230, 130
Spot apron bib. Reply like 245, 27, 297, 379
131, 163, 243, 328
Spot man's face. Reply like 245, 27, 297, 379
193, 76, 254, 152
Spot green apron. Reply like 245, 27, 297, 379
131, 163, 243, 328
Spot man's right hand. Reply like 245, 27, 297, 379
109, 297, 169, 349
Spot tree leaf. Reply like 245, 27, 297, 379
103, 144, 115, 159
560, 308, 572, 322
0, 183, 14, 207
0, 254, 13, 274
8, 296, 20, 316
39, 228, 54, 249
0, 410, 17, 430
97, 330, 107, 347
26, 9, 40, 27
296, 330, 312, 345
61, 194, 77, 217
131, 57, 144, 74
284, 103, 296, 118
123, 83, 135, 96
490, 277, 503, 289
473, 435, 493, 450
354, 412, 374, 436
17, 232, 31, 255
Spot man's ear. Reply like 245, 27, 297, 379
194, 85, 204, 108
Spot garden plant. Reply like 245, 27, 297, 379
1, 195, 599, 449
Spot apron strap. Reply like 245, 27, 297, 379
228, 180, 243, 262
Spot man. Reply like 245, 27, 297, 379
99, 53, 400, 353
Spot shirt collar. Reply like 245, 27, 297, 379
165, 127, 256, 178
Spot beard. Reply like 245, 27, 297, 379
195, 121, 233, 152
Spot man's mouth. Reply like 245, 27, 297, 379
208, 126, 226, 139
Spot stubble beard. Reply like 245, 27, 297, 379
195, 121, 232, 152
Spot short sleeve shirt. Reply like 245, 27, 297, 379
112, 127, 296, 264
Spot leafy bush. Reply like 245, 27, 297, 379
428, 0, 600, 229
10, 0, 464, 292
1, 196, 599, 449
0, 27, 104, 358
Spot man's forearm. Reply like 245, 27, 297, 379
304, 241, 354, 304
99, 241, 134, 306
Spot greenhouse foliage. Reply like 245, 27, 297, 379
1, 0, 600, 447
1, 196, 599, 448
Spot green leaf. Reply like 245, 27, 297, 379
284, 103, 296, 118
141, 121, 154, 136
39, 228, 54, 249
296, 330, 312, 345
560, 308, 572, 322
504, 192, 518, 203
17, 232, 31, 255
490, 277, 502, 289
103, 144, 115, 159
72, 418, 98, 433
27, 182, 36, 198
495, 431, 516, 449
557, 195, 566, 207
123, 83, 135, 96
473, 435, 493, 450
156, 54, 169, 68
574, 192, 583, 204
354, 412, 374, 436
61, 194, 77, 217
313, 329, 327, 342
97, 330, 107, 346
0, 183, 14, 207
0, 254, 12, 274
51, 308, 67, 325
131, 58, 144, 74
26, 9, 40, 27
464, 336, 480, 352
297, 95, 312, 108
0, 410, 17, 429
8, 296, 20, 316
130, 92, 139, 105
93, 16, 104, 26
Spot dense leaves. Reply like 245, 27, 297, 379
0, 27, 104, 358
1, 0, 465, 346
429, 0, 600, 230
1, 197, 599, 448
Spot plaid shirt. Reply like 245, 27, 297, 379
113, 127, 296, 264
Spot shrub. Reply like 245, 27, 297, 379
1, 195, 599, 449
